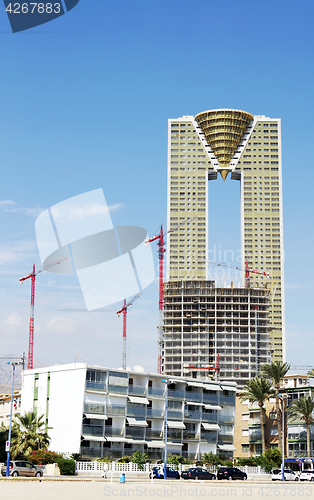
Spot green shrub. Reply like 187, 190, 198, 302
203, 452, 222, 466
131, 451, 147, 470
57, 458, 76, 475
118, 456, 130, 463
257, 448, 282, 473
236, 457, 259, 467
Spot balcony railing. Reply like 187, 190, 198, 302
148, 387, 165, 398
86, 381, 106, 392
146, 408, 164, 418
125, 428, 145, 439
249, 431, 262, 442
106, 405, 125, 416
108, 385, 128, 395
84, 403, 105, 414
201, 432, 217, 443
220, 395, 236, 406
183, 431, 199, 440
167, 410, 183, 419
167, 430, 182, 442
128, 386, 146, 396
184, 410, 201, 420
146, 429, 163, 439
81, 446, 102, 457
185, 392, 202, 403
168, 390, 185, 400
202, 413, 218, 423
203, 394, 219, 405
104, 427, 124, 437
82, 424, 103, 436
126, 407, 146, 418
219, 415, 235, 425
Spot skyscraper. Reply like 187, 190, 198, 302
166, 109, 284, 364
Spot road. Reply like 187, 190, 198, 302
0, 479, 313, 499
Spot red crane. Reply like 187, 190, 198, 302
209, 260, 269, 287
20, 258, 67, 370
116, 292, 142, 370
145, 218, 197, 374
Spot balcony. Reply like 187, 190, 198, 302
128, 386, 146, 396
220, 395, 236, 406
167, 410, 183, 419
146, 408, 164, 418
185, 392, 202, 403
106, 405, 125, 417
202, 413, 218, 423
167, 430, 182, 442
104, 427, 124, 437
201, 432, 217, 443
147, 450, 163, 460
219, 415, 235, 425
184, 410, 202, 420
148, 387, 165, 398
146, 429, 163, 440
84, 403, 105, 414
126, 407, 146, 418
249, 431, 262, 442
288, 432, 310, 441
81, 446, 102, 458
86, 381, 106, 392
183, 431, 200, 440
108, 385, 128, 395
203, 394, 219, 405
82, 424, 103, 436
125, 427, 145, 440
168, 390, 185, 400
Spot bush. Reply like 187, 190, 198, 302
257, 448, 282, 473
236, 457, 259, 467
29, 450, 63, 465
118, 456, 130, 463
203, 452, 222, 466
0, 426, 8, 462
131, 451, 147, 470
57, 458, 76, 475
167, 454, 180, 469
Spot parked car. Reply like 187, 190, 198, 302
271, 469, 299, 481
217, 467, 247, 481
149, 467, 180, 479
299, 470, 314, 481
181, 467, 216, 480
1, 460, 43, 477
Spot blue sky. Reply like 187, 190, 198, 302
0, 0, 313, 372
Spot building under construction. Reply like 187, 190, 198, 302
162, 280, 271, 387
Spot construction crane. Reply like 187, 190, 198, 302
208, 260, 270, 287
20, 258, 67, 370
183, 354, 221, 379
116, 293, 142, 370
145, 217, 197, 374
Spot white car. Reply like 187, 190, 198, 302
300, 470, 314, 481
271, 469, 299, 481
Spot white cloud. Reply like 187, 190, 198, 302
45, 316, 79, 335
51, 202, 124, 223
4, 206, 45, 218
5, 312, 23, 326
0, 200, 16, 207
0, 240, 37, 265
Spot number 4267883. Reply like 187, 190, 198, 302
6, 3, 61, 14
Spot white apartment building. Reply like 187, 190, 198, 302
21, 363, 236, 460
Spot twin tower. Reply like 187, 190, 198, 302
164, 109, 284, 383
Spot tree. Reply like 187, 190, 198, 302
239, 377, 275, 454
307, 369, 314, 379
261, 361, 290, 451
0, 424, 8, 462
10, 410, 51, 458
288, 396, 314, 458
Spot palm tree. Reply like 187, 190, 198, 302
307, 369, 314, 380
11, 410, 51, 458
261, 361, 290, 450
239, 377, 275, 454
288, 396, 314, 458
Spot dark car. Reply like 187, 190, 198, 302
149, 466, 180, 479
217, 467, 247, 481
181, 467, 216, 480
1, 460, 43, 477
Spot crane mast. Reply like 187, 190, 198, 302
117, 293, 141, 370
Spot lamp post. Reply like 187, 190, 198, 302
6, 360, 23, 477
278, 394, 285, 482
162, 379, 169, 480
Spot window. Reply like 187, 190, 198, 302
242, 429, 249, 437
242, 444, 250, 453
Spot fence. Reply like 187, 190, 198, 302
75, 461, 268, 476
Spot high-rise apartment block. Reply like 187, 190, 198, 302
166, 109, 284, 365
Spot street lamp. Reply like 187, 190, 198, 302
6, 360, 23, 477
162, 379, 169, 480
278, 394, 285, 482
